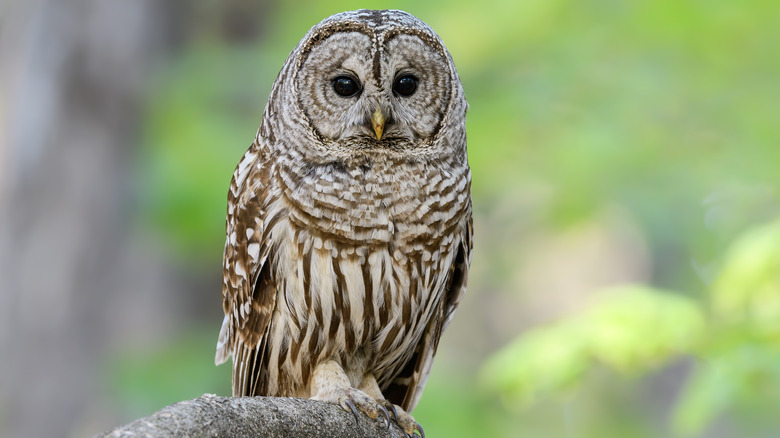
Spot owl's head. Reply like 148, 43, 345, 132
265, 10, 467, 163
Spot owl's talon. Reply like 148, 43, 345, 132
379, 399, 399, 422
414, 422, 425, 438
378, 405, 391, 428
389, 404, 399, 421
383, 403, 422, 437
341, 398, 360, 423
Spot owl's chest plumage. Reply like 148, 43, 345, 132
256, 154, 469, 396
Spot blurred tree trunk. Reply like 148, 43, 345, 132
0, 1, 161, 437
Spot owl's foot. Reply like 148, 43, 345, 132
379, 400, 424, 437
359, 373, 423, 437
310, 361, 423, 436
312, 386, 391, 426
310, 360, 392, 427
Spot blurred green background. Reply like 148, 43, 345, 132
3, 1, 779, 437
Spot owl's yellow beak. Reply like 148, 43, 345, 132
371, 108, 385, 140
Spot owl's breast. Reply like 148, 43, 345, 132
262, 156, 470, 394
278, 156, 469, 250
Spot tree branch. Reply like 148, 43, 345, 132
97, 394, 408, 438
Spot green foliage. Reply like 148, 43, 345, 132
710, 220, 780, 328
486, 219, 780, 436
674, 220, 780, 435
482, 286, 704, 406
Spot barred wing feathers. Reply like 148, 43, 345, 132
215, 143, 277, 397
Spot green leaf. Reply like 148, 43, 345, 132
482, 285, 705, 407
674, 219, 780, 435
481, 321, 591, 406
585, 286, 705, 373
711, 219, 780, 330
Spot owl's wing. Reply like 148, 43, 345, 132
214, 144, 277, 396
385, 211, 473, 412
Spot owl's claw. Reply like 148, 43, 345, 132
388, 403, 399, 421
374, 400, 423, 437
341, 398, 360, 423
377, 404, 391, 428
379, 399, 399, 422
413, 422, 425, 438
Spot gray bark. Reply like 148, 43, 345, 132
0, 1, 164, 437
97, 394, 408, 438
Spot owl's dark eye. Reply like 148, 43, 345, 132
332, 76, 361, 97
393, 75, 418, 97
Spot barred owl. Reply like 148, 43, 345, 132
215, 9, 471, 435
